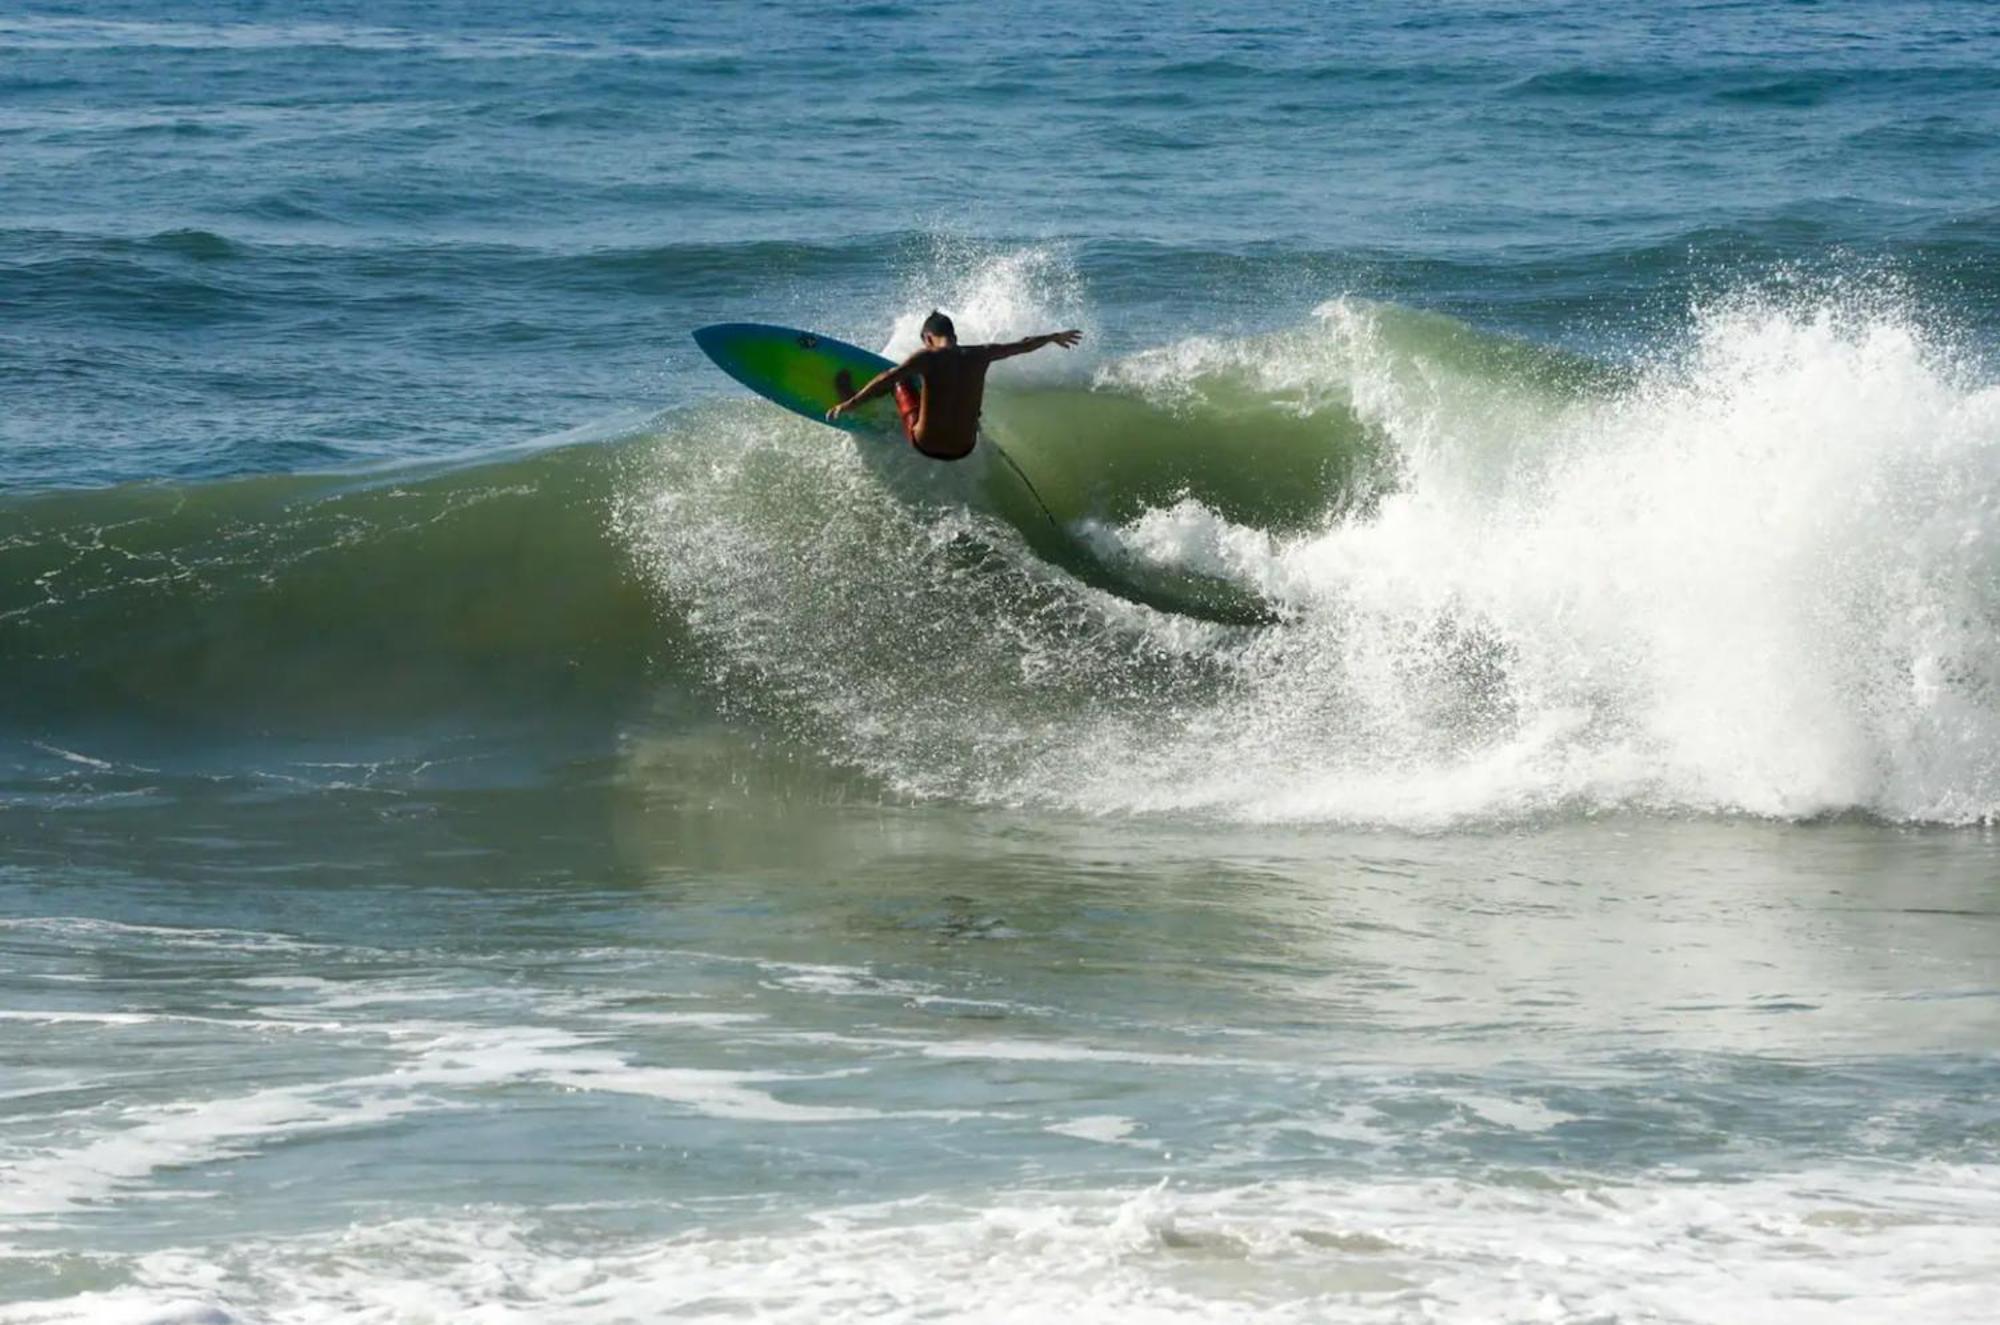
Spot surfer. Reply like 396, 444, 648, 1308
826, 311, 1082, 461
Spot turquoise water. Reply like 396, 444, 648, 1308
4, 2, 2000, 1320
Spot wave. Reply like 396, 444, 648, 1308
7, 291, 2000, 825
0, 15, 737, 62
0, 295, 1554, 729
0, 442, 662, 735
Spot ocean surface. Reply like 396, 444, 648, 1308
5, 1, 2000, 1320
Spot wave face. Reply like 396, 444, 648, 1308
16, 270, 1992, 826
0, 442, 663, 735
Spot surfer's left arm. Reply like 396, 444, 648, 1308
828, 353, 923, 420
981, 329, 1083, 362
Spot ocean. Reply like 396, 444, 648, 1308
4, 1, 1998, 1320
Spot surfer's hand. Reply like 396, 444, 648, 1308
826, 401, 849, 421
1049, 329, 1082, 349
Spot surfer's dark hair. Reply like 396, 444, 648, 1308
921, 310, 956, 342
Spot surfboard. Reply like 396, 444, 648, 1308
691, 322, 907, 440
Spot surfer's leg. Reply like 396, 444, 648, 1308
894, 380, 921, 444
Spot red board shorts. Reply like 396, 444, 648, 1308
894, 379, 921, 443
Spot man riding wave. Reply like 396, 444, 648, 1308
827, 311, 1081, 461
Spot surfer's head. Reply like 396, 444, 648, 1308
920, 310, 957, 348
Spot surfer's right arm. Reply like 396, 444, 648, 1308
828, 352, 924, 420
981, 329, 1083, 362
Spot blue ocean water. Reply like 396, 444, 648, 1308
7, 0, 1999, 487
4, 2, 2000, 1321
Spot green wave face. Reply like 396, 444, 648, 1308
0, 303, 1594, 747
0, 447, 663, 736
1003, 299, 1608, 528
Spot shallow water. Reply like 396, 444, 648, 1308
6, 786, 1999, 1320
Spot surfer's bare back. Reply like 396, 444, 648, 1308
826, 311, 1082, 461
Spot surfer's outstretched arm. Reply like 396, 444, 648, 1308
981, 329, 1083, 362
828, 352, 924, 420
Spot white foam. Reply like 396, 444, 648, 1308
0, 1084, 426, 1218
17, 1167, 1995, 1324
1063, 295, 2000, 825
0, 1297, 235, 1325
26, 743, 124, 772
883, 245, 1095, 381
758, 961, 938, 1000
539, 1065, 880, 1123
1045, 1115, 1159, 1149
0, 917, 320, 954
0, 1010, 158, 1026
917, 1038, 1258, 1069
0, 1020, 976, 1219
1078, 499, 1293, 598
1452, 1092, 1575, 1133
587, 1011, 768, 1028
